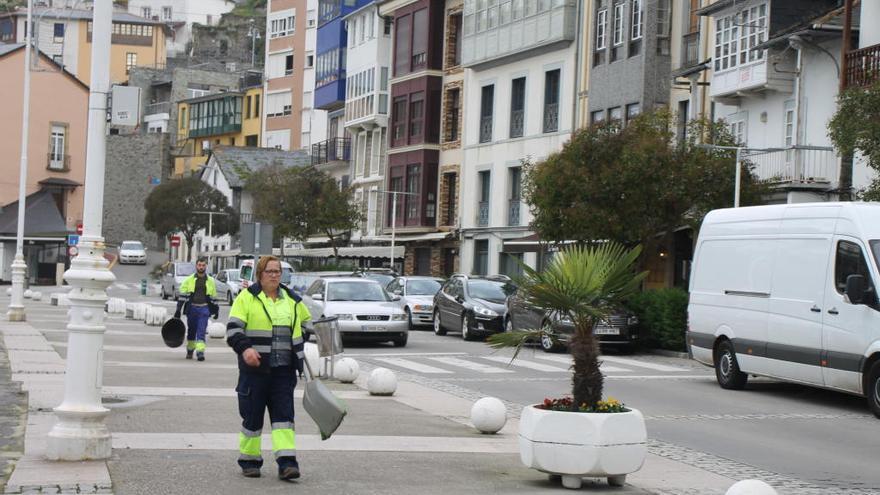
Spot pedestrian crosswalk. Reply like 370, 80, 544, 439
110, 283, 141, 291
363, 352, 697, 377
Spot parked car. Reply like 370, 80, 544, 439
214, 268, 242, 304
689, 202, 880, 416
117, 240, 147, 265
302, 277, 408, 347
433, 274, 515, 340
505, 291, 639, 352
289, 271, 351, 294
239, 258, 294, 290
386, 276, 445, 329
160, 261, 196, 300
353, 268, 398, 288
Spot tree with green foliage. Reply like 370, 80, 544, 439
143, 176, 238, 252
524, 110, 768, 259
829, 80, 880, 200
246, 166, 362, 258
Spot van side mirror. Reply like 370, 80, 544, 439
312, 293, 324, 301
845, 274, 867, 304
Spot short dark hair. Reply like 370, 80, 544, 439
196, 257, 208, 264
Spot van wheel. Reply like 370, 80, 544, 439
866, 361, 880, 418
715, 340, 748, 390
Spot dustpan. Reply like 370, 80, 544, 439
302, 355, 347, 440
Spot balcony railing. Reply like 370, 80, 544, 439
747, 146, 839, 185
311, 137, 351, 165
844, 43, 880, 89
509, 109, 524, 138
47, 153, 70, 171
681, 32, 700, 68
508, 199, 521, 226
543, 103, 559, 133
477, 201, 489, 227
145, 101, 171, 116
479, 116, 493, 143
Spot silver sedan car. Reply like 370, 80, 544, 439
386, 276, 444, 329
302, 277, 409, 347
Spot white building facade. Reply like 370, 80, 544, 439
127, 0, 237, 56
344, 2, 392, 242
302, 0, 328, 150
458, 0, 578, 276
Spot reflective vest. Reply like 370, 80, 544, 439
179, 273, 217, 299
226, 283, 310, 373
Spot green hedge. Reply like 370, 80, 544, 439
626, 288, 689, 352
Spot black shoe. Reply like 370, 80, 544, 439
278, 465, 300, 481
197, 352, 205, 362
242, 467, 261, 478
185, 350, 193, 360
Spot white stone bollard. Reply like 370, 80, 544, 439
125, 302, 135, 319
304, 343, 320, 377
31, 291, 42, 301
334, 357, 359, 383
726, 480, 778, 495
470, 397, 507, 434
108, 297, 126, 315
147, 306, 167, 326
132, 303, 147, 321
207, 322, 225, 339
23, 289, 33, 299
367, 367, 397, 396
58, 294, 70, 306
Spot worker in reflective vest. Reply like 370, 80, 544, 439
175, 257, 218, 361
226, 256, 310, 481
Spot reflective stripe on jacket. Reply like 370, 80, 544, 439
179, 273, 217, 298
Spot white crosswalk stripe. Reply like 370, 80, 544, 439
479, 355, 569, 372
373, 357, 453, 374
530, 354, 631, 373
599, 355, 688, 372
426, 356, 514, 374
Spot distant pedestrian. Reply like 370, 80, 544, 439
174, 257, 218, 361
226, 256, 311, 481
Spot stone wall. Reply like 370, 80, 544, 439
103, 133, 169, 250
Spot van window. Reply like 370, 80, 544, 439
835, 241, 875, 296
240, 264, 254, 282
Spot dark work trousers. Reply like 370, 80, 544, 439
236, 367, 298, 470
186, 305, 210, 353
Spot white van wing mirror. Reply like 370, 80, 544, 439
845, 274, 867, 305
312, 293, 324, 301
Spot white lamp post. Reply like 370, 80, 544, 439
375, 189, 418, 271
45, 0, 116, 460
7, 0, 35, 322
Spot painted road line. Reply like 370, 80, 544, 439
479, 355, 569, 372
41, 329, 158, 337
599, 355, 689, 372
105, 361, 238, 370
373, 357, 454, 374
111, 433, 517, 454
102, 386, 376, 400
53, 343, 189, 353
426, 356, 514, 374
530, 354, 631, 373
344, 352, 468, 357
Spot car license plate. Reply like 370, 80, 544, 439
594, 326, 620, 335
362, 325, 386, 332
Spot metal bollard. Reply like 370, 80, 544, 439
140, 279, 147, 296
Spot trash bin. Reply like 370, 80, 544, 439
140, 278, 147, 296
161, 317, 186, 348
312, 316, 343, 378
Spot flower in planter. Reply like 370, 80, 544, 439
488, 243, 647, 412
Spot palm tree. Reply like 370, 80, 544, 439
488, 243, 647, 410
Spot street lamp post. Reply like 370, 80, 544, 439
698, 144, 743, 208
46, 0, 115, 460
8, 0, 35, 322
375, 189, 418, 271
193, 210, 229, 269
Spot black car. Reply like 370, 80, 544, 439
505, 291, 640, 352
433, 274, 516, 340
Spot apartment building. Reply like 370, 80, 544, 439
0, 6, 167, 85
127, 0, 237, 56
458, 0, 578, 276
343, 1, 393, 244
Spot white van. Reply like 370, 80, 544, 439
688, 202, 880, 417
238, 259, 294, 291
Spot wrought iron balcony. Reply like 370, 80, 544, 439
747, 146, 839, 185
477, 201, 489, 227
145, 101, 171, 116
543, 103, 559, 133
509, 109, 524, 138
46, 153, 70, 171
508, 199, 521, 227
844, 43, 880, 89
479, 116, 493, 143
311, 137, 351, 165
681, 32, 700, 69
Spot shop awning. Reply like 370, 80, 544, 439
283, 245, 404, 260
373, 231, 454, 243
501, 233, 576, 253
0, 190, 70, 237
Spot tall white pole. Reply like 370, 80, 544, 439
390, 192, 397, 271
734, 147, 742, 208
46, 0, 116, 460
8, 0, 35, 322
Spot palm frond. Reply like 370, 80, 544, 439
486, 329, 544, 363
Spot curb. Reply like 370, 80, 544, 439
646, 348, 690, 359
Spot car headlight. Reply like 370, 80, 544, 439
627, 315, 639, 325
413, 304, 432, 312
473, 305, 498, 317
391, 313, 407, 321
333, 314, 353, 320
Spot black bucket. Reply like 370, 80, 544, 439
161, 318, 186, 348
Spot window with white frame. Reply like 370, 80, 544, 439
270, 12, 296, 38
596, 9, 607, 50
266, 92, 292, 117
630, 0, 642, 40
141, 6, 151, 18
612, 3, 624, 46
49, 124, 67, 170
268, 51, 293, 79
125, 52, 137, 74
729, 117, 746, 146
162, 6, 172, 21
307, 10, 316, 27
783, 100, 795, 164
714, 3, 766, 72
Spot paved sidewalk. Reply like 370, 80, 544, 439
0, 294, 741, 495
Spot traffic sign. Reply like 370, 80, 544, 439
170, 235, 181, 247
67, 235, 79, 246
68, 246, 78, 257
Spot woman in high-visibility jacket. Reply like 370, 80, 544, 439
226, 255, 310, 481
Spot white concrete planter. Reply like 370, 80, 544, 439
518, 405, 647, 489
